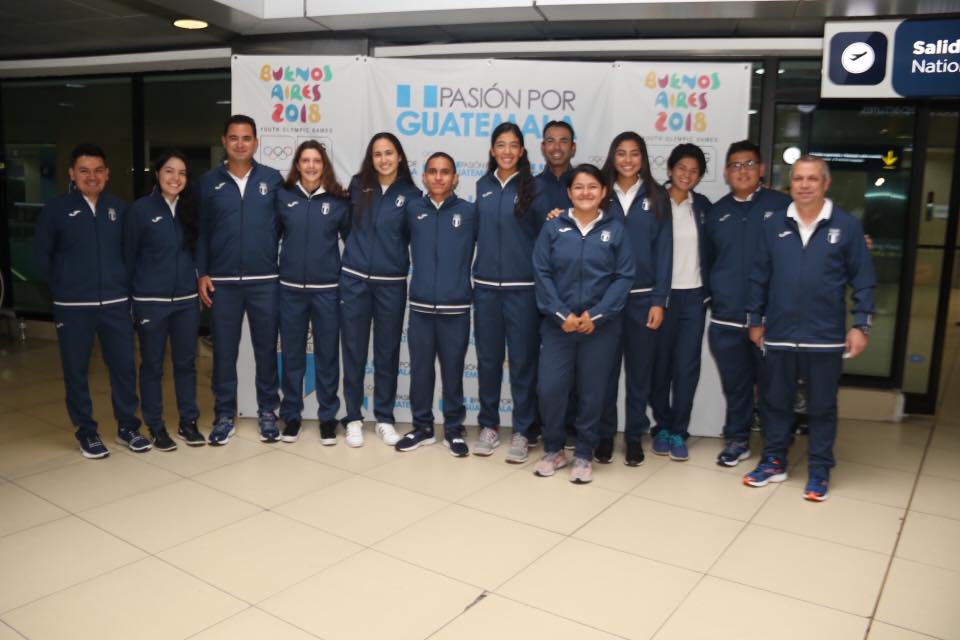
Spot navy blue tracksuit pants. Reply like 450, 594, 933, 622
601, 294, 658, 443
408, 310, 470, 436
339, 275, 406, 425
279, 287, 339, 423
708, 322, 762, 444
134, 299, 199, 433
762, 349, 843, 478
651, 287, 706, 439
474, 287, 539, 436
210, 281, 279, 418
539, 316, 622, 460
54, 302, 140, 435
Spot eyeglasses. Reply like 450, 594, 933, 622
727, 160, 760, 171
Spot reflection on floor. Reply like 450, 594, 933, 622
0, 327, 959, 640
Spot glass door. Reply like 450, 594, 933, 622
903, 108, 960, 413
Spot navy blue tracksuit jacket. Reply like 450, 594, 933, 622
748, 201, 876, 351
196, 161, 283, 282
704, 187, 792, 325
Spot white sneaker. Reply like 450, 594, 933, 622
345, 420, 364, 448
375, 422, 400, 446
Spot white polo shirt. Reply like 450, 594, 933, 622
671, 193, 702, 289
613, 179, 641, 215
787, 199, 833, 247
569, 209, 603, 237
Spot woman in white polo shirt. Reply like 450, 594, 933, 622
649, 143, 711, 462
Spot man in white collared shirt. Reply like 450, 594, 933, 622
745, 155, 875, 502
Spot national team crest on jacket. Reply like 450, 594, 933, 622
259, 182, 268, 196
600, 230, 611, 242
395, 195, 406, 208
452, 214, 462, 228
107, 208, 117, 222
641, 198, 650, 211
827, 228, 841, 244
321, 202, 331, 216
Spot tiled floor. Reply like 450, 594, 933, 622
0, 331, 959, 640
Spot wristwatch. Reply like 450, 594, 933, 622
853, 325, 871, 336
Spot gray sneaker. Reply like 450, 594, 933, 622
473, 427, 500, 456
569, 457, 593, 484
505, 432, 529, 464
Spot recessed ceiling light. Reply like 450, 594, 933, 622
65, 82, 86, 89
755, 68, 765, 75
174, 18, 208, 30
215, 99, 231, 105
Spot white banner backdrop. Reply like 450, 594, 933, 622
234, 56, 752, 437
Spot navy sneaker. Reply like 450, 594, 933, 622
395, 428, 436, 452
668, 434, 689, 461
77, 431, 109, 459
444, 435, 469, 457
804, 475, 830, 502
743, 457, 788, 487
717, 441, 751, 467
258, 411, 280, 443
652, 430, 671, 456
117, 428, 152, 452
208, 416, 236, 446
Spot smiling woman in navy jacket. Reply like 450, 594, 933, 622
124, 150, 203, 451
395, 152, 478, 457
340, 133, 421, 448
649, 144, 711, 462
596, 132, 672, 467
276, 141, 350, 445
473, 122, 542, 463
533, 164, 635, 484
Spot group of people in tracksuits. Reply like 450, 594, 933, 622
35, 112, 875, 500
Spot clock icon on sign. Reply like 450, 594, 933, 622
841, 43, 876, 74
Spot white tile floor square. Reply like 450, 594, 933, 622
1, 335, 959, 639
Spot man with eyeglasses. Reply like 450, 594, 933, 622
703, 141, 791, 467
196, 114, 283, 445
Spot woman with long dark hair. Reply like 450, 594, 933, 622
275, 141, 350, 445
472, 122, 542, 463
533, 164, 634, 484
595, 131, 672, 466
649, 143, 712, 462
339, 133, 421, 447
123, 150, 203, 451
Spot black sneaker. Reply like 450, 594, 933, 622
152, 428, 177, 452
625, 440, 645, 466
177, 420, 206, 446
77, 431, 109, 459
594, 438, 614, 464
320, 420, 338, 446
526, 423, 542, 448
117, 428, 152, 452
444, 435, 469, 457
281, 418, 302, 443
395, 428, 436, 452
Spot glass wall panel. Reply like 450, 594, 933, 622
2, 78, 133, 313
143, 72, 231, 188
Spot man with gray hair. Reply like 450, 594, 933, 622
742, 155, 876, 501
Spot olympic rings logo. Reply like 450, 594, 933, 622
262, 145, 293, 160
